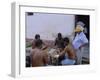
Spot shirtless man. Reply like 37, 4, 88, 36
58, 37, 76, 65
31, 39, 48, 67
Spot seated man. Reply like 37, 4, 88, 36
58, 37, 76, 65
32, 34, 43, 49
31, 39, 49, 67
55, 33, 64, 48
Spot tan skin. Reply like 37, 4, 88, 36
31, 46, 48, 67
58, 44, 76, 60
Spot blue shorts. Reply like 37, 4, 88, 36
61, 59, 75, 65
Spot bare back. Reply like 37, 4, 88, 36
31, 48, 48, 67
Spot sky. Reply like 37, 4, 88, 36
26, 12, 75, 40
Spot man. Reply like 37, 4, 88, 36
72, 21, 88, 64
31, 39, 48, 67
32, 34, 43, 49
58, 37, 76, 65
55, 33, 64, 48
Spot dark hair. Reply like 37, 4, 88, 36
63, 37, 69, 43
58, 33, 62, 36
35, 34, 40, 39
58, 33, 62, 39
63, 37, 70, 47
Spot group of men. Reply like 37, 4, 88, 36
26, 21, 88, 67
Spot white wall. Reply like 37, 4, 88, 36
26, 13, 75, 40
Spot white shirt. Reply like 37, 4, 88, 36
72, 32, 88, 50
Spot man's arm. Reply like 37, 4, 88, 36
58, 47, 67, 56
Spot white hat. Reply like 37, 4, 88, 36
76, 21, 85, 27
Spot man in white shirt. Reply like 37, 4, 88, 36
72, 21, 88, 64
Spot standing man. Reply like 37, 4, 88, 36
72, 21, 88, 64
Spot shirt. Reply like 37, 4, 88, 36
72, 32, 88, 50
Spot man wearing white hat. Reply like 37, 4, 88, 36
72, 21, 88, 64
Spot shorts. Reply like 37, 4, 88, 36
61, 58, 75, 65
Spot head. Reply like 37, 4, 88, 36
63, 37, 70, 46
75, 21, 85, 33
57, 33, 62, 39
35, 34, 40, 40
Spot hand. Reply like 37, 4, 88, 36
64, 46, 68, 52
